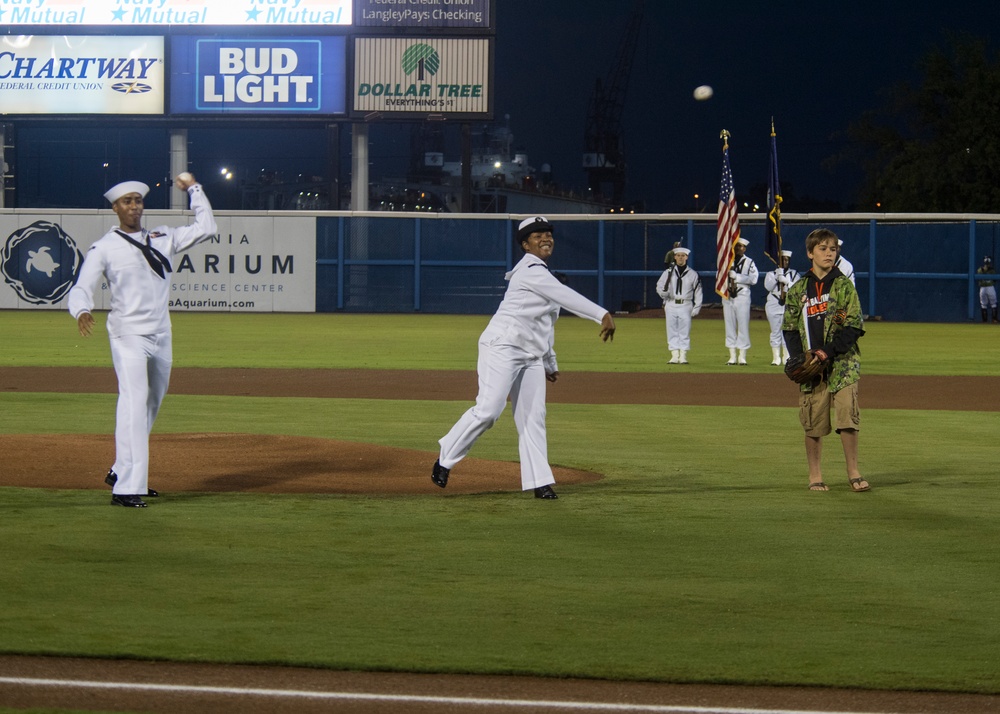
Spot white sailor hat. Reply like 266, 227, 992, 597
672, 247, 691, 256
104, 181, 149, 205
736, 237, 749, 246
780, 249, 792, 257
517, 216, 554, 242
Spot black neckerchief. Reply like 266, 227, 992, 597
674, 264, 687, 293
115, 229, 172, 279
529, 261, 568, 284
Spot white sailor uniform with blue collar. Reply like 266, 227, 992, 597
655, 257, 703, 363
835, 255, 855, 285
438, 252, 609, 491
764, 262, 801, 364
722, 250, 758, 363
68, 184, 216, 498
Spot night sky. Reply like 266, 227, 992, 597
491, 0, 997, 212
8, 1, 998, 211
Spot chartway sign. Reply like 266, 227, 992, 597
170, 37, 346, 115
0, 36, 163, 115
0, 0, 352, 26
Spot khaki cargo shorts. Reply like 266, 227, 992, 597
799, 380, 860, 437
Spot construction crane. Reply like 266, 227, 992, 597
582, 0, 644, 206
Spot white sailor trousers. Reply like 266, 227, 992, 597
438, 340, 554, 490
664, 302, 694, 350
722, 293, 752, 349
109, 332, 172, 495
764, 298, 787, 347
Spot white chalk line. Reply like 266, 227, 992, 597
0, 676, 899, 714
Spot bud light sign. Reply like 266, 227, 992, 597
170, 36, 346, 114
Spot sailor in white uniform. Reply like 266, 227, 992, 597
432, 217, 616, 499
835, 239, 855, 285
721, 236, 758, 365
763, 249, 801, 365
655, 247, 702, 364
68, 175, 217, 507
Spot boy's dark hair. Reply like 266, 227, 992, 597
805, 228, 839, 254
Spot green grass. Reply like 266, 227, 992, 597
1, 311, 999, 693
7, 310, 1000, 374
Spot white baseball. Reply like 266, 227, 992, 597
693, 85, 713, 101
176, 171, 194, 183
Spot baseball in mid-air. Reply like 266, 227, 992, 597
176, 171, 194, 183
693, 85, 714, 101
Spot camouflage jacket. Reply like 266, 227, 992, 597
782, 270, 864, 394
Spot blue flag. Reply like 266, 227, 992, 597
765, 120, 782, 265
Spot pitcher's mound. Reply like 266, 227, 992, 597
0, 433, 601, 495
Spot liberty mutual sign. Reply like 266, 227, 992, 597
0, 0, 352, 26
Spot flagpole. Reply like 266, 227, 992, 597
721, 130, 736, 298
765, 119, 783, 266
715, 130, 740, 300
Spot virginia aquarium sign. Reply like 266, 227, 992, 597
1, 220, 84, 306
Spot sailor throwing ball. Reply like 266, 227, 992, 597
68, 174, 217, 507
432, 216, 615, 499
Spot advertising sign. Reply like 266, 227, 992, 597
0, 212, 317, 313
0, 36, 164, 115
169, 215, 316, 313
0, 219, 84, 307
170, 36, 347, 115
355, 0, 490, 28
354, 37, 490, 115
0, 0, 351, 26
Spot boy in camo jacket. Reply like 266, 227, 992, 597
782, 228, 870, 493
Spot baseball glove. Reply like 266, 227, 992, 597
784, 350, 828, 384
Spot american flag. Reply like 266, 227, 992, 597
764, 121, 783, 265
715, 142, 740, 298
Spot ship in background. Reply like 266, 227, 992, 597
234, 118, 616, 214
369, 118, 614, 214
372, 0, 645, 215
243, 1, 644, 215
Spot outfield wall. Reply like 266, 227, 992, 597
3, 210, 998, 322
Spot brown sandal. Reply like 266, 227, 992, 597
808, 481, 829, 491
849, 477, 871, 492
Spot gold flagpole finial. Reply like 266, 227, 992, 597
720, 129, 730, 149
770, 117, 776, 137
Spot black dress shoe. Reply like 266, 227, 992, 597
431, 460, 450, 488
111, 494, 147, 508
534, 485, 558, 499
106, 469, 159, 497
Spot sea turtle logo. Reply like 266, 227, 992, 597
401, 44, 440, 82
1, 221, 84, 305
